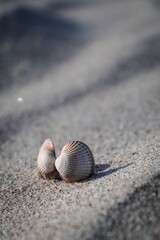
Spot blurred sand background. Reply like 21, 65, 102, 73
0, 0, 160, 239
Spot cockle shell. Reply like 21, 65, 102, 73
37, 139, 58, 180
55, 141, 95, 182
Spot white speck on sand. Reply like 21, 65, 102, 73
17, 97, 24, 103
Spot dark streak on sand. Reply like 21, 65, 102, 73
90, 174, 160, 240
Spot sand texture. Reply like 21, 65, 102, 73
0, 0, 160, 239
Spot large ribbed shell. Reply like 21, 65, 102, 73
55, 141, 95, 182
37, 139, 58, 180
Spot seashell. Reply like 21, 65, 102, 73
37, 139, 58, 180
55, 141, 95, 182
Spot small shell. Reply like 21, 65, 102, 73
37, 139, 58, 180
55, 141, 95, 182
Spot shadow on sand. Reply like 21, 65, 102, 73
86, 162, 133, 182
90, 173, 160, 240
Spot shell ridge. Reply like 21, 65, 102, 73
39, 140, 95, 182
37, 139, 58, 180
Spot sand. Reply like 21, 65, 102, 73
0, 0, 160, 239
